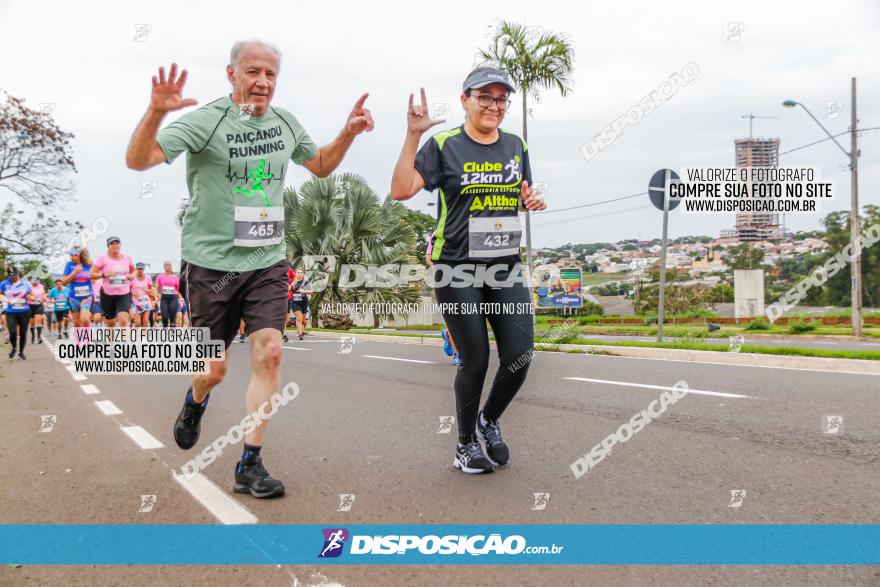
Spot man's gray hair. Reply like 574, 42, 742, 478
230, 40, 282, 71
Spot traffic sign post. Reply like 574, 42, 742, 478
648, 169, 680, 342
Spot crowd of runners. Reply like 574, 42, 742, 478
0, 239, 314, 359
0, 238, 191, 358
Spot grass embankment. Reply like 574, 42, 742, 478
534, 315, 880, 338
311, 328, 880, 361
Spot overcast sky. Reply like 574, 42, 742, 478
2, 0, 878, 269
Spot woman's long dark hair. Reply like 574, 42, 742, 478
75, 248, 92, 266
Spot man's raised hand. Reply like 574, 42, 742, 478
150, 63, 198, 113
346, 93, 375, 135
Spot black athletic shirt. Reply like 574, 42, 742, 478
415, 125, 531, 264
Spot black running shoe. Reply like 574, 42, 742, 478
18, 351, 26, 360
173, 388, 209, 450
8, 349, 14, 359
453, 438, 495, 474
38, 338, 43, 344
233, 456, 285, 498
477, 411, 509, 465
239, 334, 245, 343
298, 334, 303, 341
282, 333, 289, 343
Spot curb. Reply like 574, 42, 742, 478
309, 331, 880, 376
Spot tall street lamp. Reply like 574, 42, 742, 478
782, 78, 861, 336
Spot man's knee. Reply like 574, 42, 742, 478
254, 337, 282, 372
205, 360, 227, 386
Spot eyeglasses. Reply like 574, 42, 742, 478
471, 93, 511, 111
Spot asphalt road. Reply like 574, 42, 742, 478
1, 330, 878, 586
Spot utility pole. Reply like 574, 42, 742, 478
850, 77, 862, 336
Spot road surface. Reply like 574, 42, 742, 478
1, 332, 878, 585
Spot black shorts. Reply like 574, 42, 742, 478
289, 298, 309, 313
101, 292, 132, 320
28, 304, 44, 315
181, 259, 288, 349
55, 309, 69, 320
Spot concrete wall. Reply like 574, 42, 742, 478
349, 295, 445, 328
734, 269, 765, 318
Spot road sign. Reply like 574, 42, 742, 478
648, 168, 681, 342
648, 169, 681, 211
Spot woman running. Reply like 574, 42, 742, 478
130, 262, 155, 328
90, 236, 135, 328
155, 261, 180, 328
289, 268, 312, 341
61, 247, 94, 330
91, 284, 104, 327
47, 279, 71, 338
391, 68, 546, 474
28, 276, 47, 344
0, 267, 34, 359
148, 283, 158, 327
283, 263, 294, 343
45, 293, 56, 334
177, 295, 189, 327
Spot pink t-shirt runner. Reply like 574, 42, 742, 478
95, 254, 134, 296
131, 275, 153, 306
29, 284, 46, 305
155, 273, 180, 296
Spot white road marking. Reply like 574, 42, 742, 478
573, 352, 880, 377
121, 425, 164, 450
61, 360, 85, 379
48, 342, 258, 527
564, 377, 752, 399
282, 346, 311, 351
364, 355, 435, 364
173, 472, 258, 525
94, 400, 122, 415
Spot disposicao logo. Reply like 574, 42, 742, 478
318, 528, 349, 558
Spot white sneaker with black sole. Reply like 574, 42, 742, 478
453, 438, 495, 474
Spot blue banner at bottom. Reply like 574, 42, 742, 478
1, 525, 877, 565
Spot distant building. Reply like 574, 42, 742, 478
722, 137, 784, 242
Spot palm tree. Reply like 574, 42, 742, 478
284, 172, 422, 329
478, 20, 575, 288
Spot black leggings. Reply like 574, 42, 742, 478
160, 295, 179, 327
433, 263, 534, 442
6, 311, 30, 351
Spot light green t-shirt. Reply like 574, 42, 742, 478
157, 95, 318, 272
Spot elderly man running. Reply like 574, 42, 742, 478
126, 39, 373, 498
